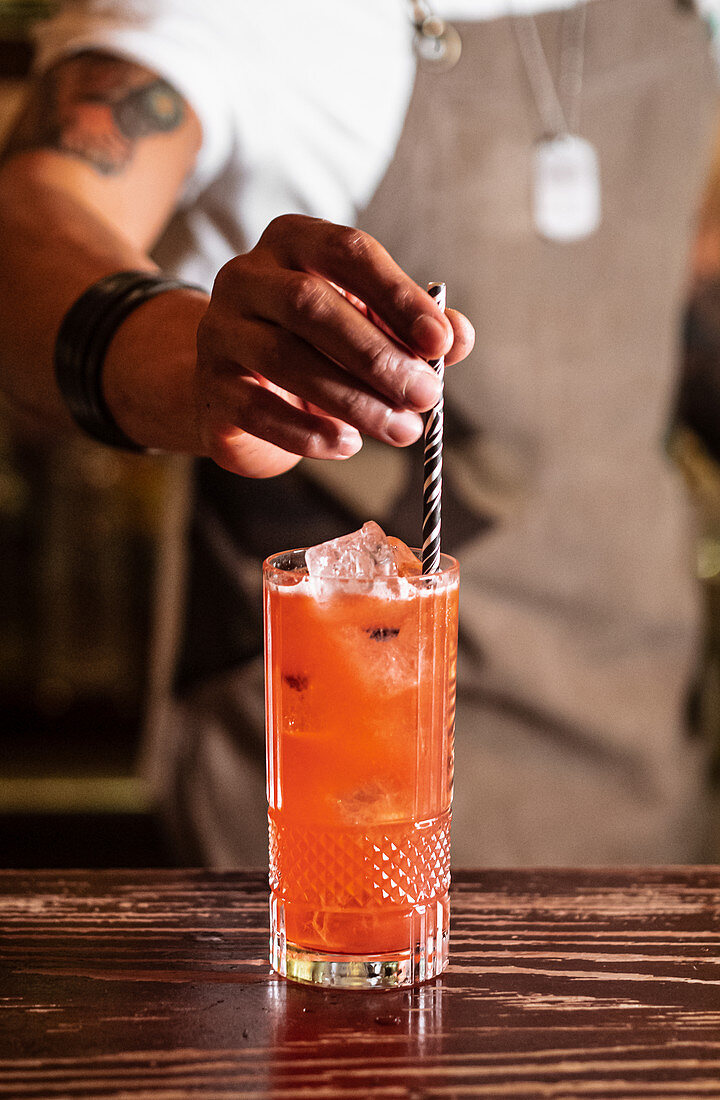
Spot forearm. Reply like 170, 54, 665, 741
0, 158, 207, 451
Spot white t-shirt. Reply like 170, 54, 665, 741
34, 0, 720, 287
29, 2, 587, 280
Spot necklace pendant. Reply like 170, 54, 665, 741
413, 18, 462, 73
533, 133, 601, 243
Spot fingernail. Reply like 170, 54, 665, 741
411, 314, 449, 355
386, 410, 423, 445
337, 428, 362, 457
404, 367, 442, 409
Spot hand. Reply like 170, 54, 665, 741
193, 214, 475, 477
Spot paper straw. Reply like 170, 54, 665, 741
421, 281, 446, 575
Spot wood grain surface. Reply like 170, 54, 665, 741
1, 868, 720, 1098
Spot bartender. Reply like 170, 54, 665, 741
0, 0, 717, 866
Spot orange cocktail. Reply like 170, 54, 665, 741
263, 528, 458, 989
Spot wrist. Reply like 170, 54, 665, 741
57, 273, 210, 454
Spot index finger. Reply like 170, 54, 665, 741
259, 215, 454, 361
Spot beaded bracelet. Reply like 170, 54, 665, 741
54, 270, 204, 451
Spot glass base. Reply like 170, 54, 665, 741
270, 897, 449, 990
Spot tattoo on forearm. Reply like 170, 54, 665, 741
1, 52, 186, 175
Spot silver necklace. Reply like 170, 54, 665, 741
407, 1, 600, 242
513, 1, 601, 242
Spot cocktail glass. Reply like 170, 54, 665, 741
263, 543, 459, 989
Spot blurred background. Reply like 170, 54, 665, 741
1, 0, 720, 867
0, 0, 175, 865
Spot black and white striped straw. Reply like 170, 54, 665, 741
421, 281, 446, 575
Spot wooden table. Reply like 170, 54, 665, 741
1, 868, 719, 1098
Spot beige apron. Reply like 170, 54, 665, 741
146, 0, 719, 867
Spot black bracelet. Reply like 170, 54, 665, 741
54, 270, 204, 451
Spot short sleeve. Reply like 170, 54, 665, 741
33, 0, 235, 198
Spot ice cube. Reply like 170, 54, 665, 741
388, 536, 421, 577
305, 521, 398, 579
337, 780, 402, 826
